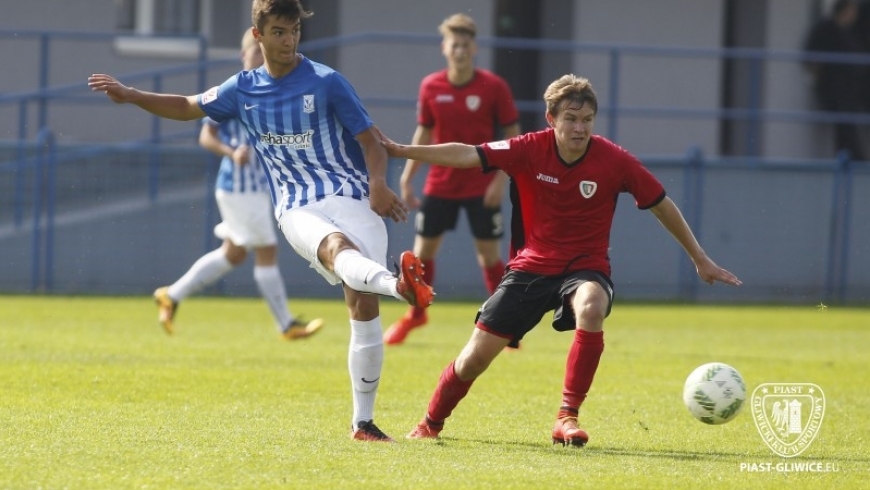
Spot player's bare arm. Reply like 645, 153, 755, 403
357, 126, 408, 223
88, 74, 205, 121
381, 138, 481, 170
199, 123, 236, 162
650, 197, 742, 287
398, 125, 432, 209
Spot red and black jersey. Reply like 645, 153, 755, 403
417, 69, 519, 199
478, 131, 666, 277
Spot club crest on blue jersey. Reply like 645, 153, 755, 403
303, 95, 315, 114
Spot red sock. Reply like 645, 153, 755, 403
561, 330, 604, 411
426, 360, 474, 423
421, 258, 435, 285
482, 260, 505, 294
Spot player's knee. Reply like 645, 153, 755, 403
223, 243, 248, 265
572, 288, 608, 329
318, 233, 357, 270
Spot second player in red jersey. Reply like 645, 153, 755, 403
384, 13, 521, 346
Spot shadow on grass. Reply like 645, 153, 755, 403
429, 438, 870, 464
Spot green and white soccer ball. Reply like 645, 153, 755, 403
682, 362, 746, 425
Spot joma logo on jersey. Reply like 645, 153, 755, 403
260, 130, 314, 150
536, 173, 559, 184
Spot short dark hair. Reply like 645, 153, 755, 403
252, 0, 313, 32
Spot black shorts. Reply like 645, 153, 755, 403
416, 195, 504, 239
474, 269, 615, 342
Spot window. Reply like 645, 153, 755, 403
115, 0, 201, 36
114, 0, 246, 59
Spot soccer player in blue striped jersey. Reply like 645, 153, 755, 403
152, 29, 324, 342
89, 0, 434, 443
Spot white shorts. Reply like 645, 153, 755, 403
277, 195, 388, 285
214, 189, 278, 248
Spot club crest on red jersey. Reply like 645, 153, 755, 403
579, 181, 597, 198
466, 95, 481, 111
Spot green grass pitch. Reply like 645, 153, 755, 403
1, 295, 867, 489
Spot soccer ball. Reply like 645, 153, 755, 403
682, 362, 746, 425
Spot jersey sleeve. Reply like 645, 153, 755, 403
416, 78, 434, 127
619, 149, 666, 209
198, 75, 240, 123
327, 72, 373, 136
478, 135, 528, 176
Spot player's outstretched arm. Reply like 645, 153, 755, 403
649, 197, 742, 286
379, 130, 481, 169
88, 74, 205, 121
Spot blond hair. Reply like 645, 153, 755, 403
438, 13, 476, 38
543, 75, 599, 116
241, 28, 256, 51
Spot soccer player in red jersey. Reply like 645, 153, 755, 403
380, 74, 743, 446
383, 13, 521, 346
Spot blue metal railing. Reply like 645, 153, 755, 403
1, 30, 867, 300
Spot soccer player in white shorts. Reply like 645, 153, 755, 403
151, 28, 323, 340
90, 0, 435, 443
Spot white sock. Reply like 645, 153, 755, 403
333, 249, 399, 298
167, 249, 233, 301
254, 265, 292, 331
348, 317, 384, 427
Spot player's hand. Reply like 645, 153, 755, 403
369, 179, 408, 223
375, 128, 405, 158
88, 74, 136, 104
232, 145, 251, 166
399, 180, 421, 209
696, 257, 742, 286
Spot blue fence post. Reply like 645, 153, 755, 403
825, 151, 851, 303
607, 49, 621, 141
148, 76, 163, 202
14, 99, 29, 227
42, 129, 57, 291
29, 144, 43, 292
746, 57, 762, 158
679, 146, 704, 300
30, 128, 57, 292
203, 150, 224, 294
837, 156, 853, 303
38, 32, 49, 130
